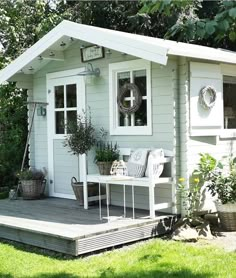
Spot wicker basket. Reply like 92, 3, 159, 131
71, 177, 99, 206
21, 179, 46, 200
216, 202, 236, 231
96, 162, 112, 175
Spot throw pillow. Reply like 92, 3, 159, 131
127, 149, 149, 178
145, 149, 164, 178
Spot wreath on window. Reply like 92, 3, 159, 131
199, 85, 217, 110
117, 83, 142, 115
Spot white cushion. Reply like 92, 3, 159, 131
127, 149, 149, 178
145, 149, 164, 178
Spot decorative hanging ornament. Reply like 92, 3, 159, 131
117, 83, 142, 115
199, 85, 217, 110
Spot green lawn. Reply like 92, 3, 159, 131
0, 238, 235, 278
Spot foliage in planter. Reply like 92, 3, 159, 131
64, 110, 96, 156
17, 169, 45, 181
94, 128, 119, 163
195, 153, 236, 204
178, 177, 201, 217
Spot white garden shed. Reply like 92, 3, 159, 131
1, 20, 236, 216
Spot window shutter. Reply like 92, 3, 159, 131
190, 62, 223, 136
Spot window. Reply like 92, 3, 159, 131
54, 83, 77, 134
223, 76, 236, 129
109, 59, 152, 135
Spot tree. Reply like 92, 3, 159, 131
139, 0, 236, 51
0, 0, 72, 67
0, 0, 71, 187
0, 84, 27, 186
65, 0, 173, 38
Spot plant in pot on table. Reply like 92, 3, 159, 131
95, 128, 119, 175
17, 169, 46, 200
196, 153, 236, 231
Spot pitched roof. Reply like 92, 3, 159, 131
1, 20, 236, 84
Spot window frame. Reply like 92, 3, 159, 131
220, 64, 236, 139
109, 59, 152, 136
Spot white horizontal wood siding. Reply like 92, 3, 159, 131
28, 41, 176, 212
184, 61, 236, 212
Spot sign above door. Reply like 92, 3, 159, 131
80, 45, 104, 62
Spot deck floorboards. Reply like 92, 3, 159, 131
0, 198, 176, 255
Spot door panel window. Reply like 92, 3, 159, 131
54, 83, 77, 134
66, 84, 77, 107
55, 111, 65, 134
67, 111, 77, 126
55, 86, 64, 108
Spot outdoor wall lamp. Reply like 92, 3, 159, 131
77, 63, 100, 77
37, 106, 47, 117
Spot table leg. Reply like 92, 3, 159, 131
123, 184, 126, 218
132, 185, 135, 219
106, 183, 110, 221
99, 182, 102, 221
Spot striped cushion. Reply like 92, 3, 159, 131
145, 149, 164, 178
127, 149, 149, 178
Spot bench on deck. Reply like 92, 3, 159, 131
83, 148, 175, 219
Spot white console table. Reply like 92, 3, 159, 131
86, 169, 174, 220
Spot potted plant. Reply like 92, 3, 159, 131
95, 128, 119, 175
64, 109, 96, 156
197, 153, 236, 231
64, 109, 98, 204
17, 169, 46, 200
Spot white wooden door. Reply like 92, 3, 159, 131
47, 69, 85, 198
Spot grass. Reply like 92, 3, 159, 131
0, 238, 235, 278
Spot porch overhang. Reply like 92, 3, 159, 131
1, 20, 236, 86
0, 20, 169, 85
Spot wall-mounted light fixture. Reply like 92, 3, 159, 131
37, 106, 47, 117
77, 63, 100, 77
60, 41, 66, 47
49, 51, 55, 57
106, 49, 112, 55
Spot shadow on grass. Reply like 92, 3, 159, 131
138, 253, 162, 261
17, 268, 214, 278
0, 269, 215, 278
0, 237, 163, 260
96, 267, 214, 278
0, 239, 75, 260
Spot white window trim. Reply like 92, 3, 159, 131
109, 59, 152, 136
220, 64, 236, 139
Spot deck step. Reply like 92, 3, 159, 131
0, 198, 177, 256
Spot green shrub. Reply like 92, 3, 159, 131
17, 169, 45, 181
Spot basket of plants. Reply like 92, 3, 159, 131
216, 203, 236, 231
95, 129, 120, 175
71, 177, 99, 206
197, 154, 236, 231
17, 169, 46, 200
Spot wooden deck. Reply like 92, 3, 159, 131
0, 198, 177, 256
